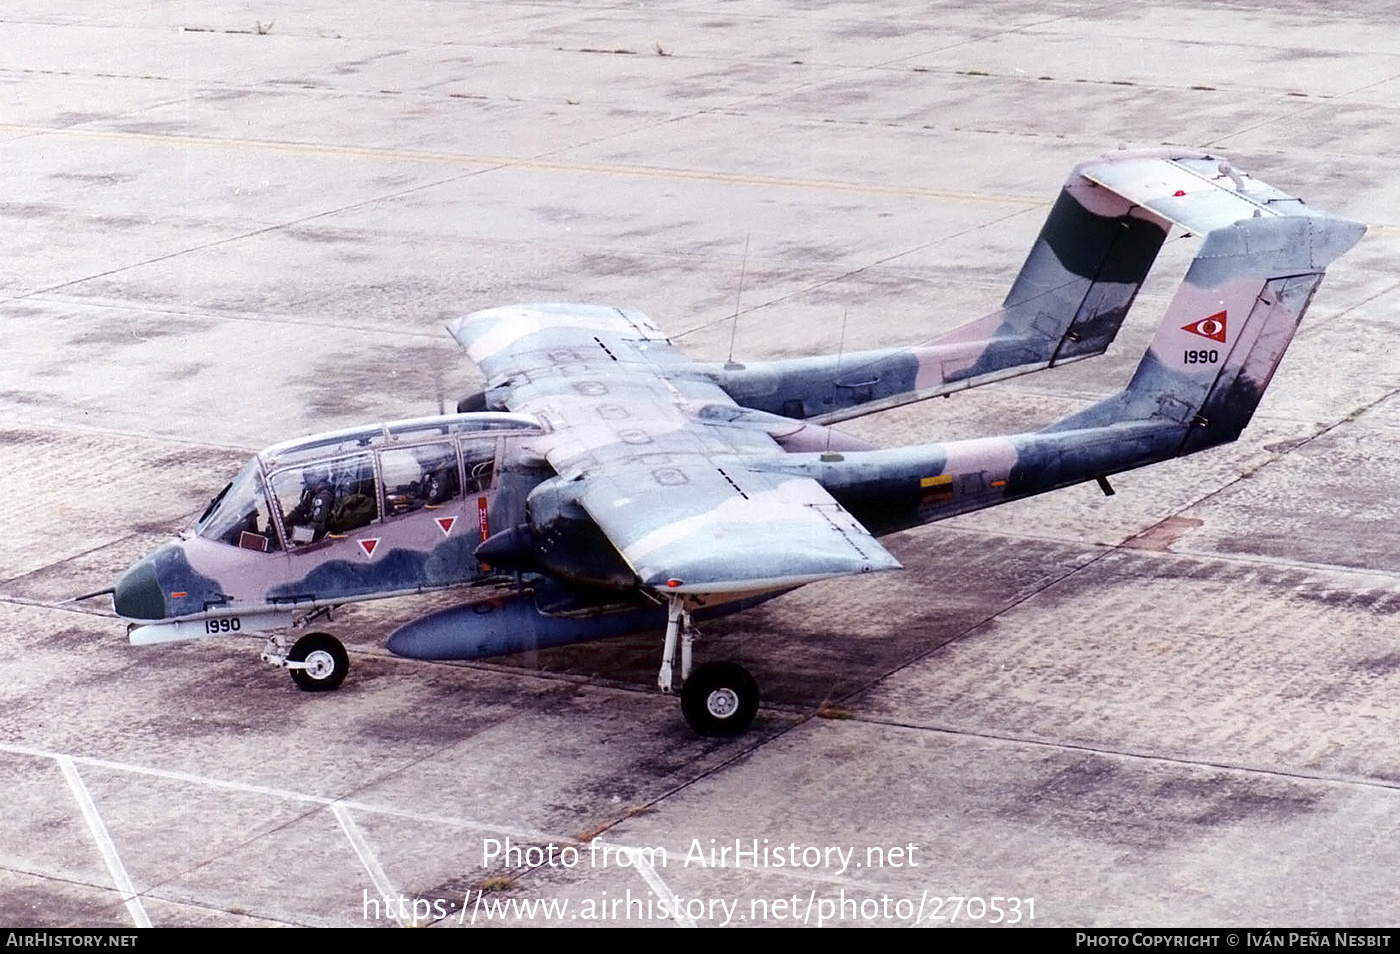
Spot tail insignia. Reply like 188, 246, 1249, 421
1182, 311, 1228, 343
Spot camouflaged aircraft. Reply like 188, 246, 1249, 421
109, 149, 1364, 734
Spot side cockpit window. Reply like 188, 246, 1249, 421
270, 453, 379, 547
195, 460, 281, 552
463, 440, 494, 494
382, 443, 461, 516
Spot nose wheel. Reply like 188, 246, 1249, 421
263, 632, 349, 692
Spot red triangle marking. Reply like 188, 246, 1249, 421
436, 516, 457, 537
359, 538, 380, 558
1182, 310, 1227, 343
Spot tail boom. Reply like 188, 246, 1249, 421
750, 420, 1187, 537
705, 152, 1182, 423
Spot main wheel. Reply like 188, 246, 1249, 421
288, 633, 349, 692
681, 661, 759, 735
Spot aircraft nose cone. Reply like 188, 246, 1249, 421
113, 558, 166, 621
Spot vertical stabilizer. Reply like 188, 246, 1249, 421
948, 166, 1173, 375
1045, 155, 1365, 452
1048, 211, 1365, 450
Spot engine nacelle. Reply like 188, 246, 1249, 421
474, 477, 638, 589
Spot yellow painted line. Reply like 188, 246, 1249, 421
0, 122, 1044, 205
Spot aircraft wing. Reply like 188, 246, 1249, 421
570, 460, 900, 594
448, 304, 901, 595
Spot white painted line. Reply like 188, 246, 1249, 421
57, 756, 152, 928
333, 803, 407, 928
624, 844, 696, 929
1, 742, 558, 843
9, 742, 903, 906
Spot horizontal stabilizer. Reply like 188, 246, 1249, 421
1078, 151, 1325, 235
711, 149, 1362, 428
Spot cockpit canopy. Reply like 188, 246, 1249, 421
193, 412, 542, 551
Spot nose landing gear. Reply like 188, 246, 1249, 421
262, 631, 349, 692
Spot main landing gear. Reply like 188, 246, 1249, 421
262, 631, 350, 692
659, 596, 759, 735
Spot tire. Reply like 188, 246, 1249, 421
681, 661, 759, 735
288, 633, 349, 692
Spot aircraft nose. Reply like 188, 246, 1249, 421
113, 558, 166, 621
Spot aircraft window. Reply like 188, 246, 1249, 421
270, 453, 379, 547
194, 460, 280, 552
388, 421, 452, 441
462, 440, 495, 494
199, 481, 232, 524
381, 443, 461, 516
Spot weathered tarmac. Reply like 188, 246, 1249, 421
3, 0, 1400, 928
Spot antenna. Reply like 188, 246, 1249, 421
820, 310, 849, 461
724, 234, 750, 370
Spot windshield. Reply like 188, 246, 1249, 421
194, 458, 280, 551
